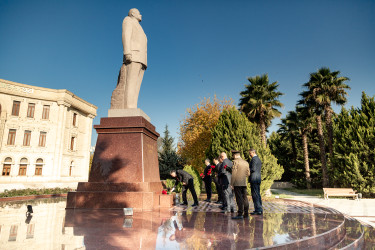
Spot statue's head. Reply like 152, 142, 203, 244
128, 8, 142, 22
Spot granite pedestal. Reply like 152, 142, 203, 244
66, 116, 173, 211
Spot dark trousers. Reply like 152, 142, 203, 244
250, 182, 263, 212
182, 178, 198, 204
234, 186, 249, 216
222, 184, 235, 212
213, 176, 223, 201
204, 179, 212, 200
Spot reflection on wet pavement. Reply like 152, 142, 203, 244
0, 197, 374, 249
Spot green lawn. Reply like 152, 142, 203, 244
283, 188, 324, 197
269, 190, 293, 199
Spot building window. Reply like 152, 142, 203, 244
23, 130, 32, 146
11, 101, 20, 116
69, 161, 74, 176
72, 113, 77, 127
26, 224, 35, 239
27, 103, 35, 118
19, 158, 28, 176
70, 137, 75, 151
7, 129, 16, 145
8, 225, 18, 242
2, 157, 12, 176
42, 105, 50, 120
35, 158, 43, 175
39, 132, 47, 147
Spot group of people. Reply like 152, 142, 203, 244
169, 149, 263, 219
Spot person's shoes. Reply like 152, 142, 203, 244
243, 213, 249, 218
250, 211, 263, 215
231, 209, 235, 213
215, 200, 222, 204
191, 203, 199, 207
204, 199, 211, 202
179, 203, 188, 206
231, 215, 244, 220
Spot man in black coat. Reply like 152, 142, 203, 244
203, 159, 212, 202
219, 152, 235, 213
212, 157, 223, 204
170, 169, 199, 207
249, 149, 263, 215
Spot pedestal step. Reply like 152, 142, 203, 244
66, 191, 173, 211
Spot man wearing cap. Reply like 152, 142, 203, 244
230, 150, 250, 219
219, 152, 235, 213
249, 149, 263, 215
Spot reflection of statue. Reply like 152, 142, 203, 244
111, 8, 147, 110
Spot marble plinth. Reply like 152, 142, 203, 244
66, 116, 173, 210
108, 108, 150, 122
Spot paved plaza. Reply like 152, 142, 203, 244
272, 188, 375, 228
1, 196, 374, 249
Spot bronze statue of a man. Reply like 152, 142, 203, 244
111, 8, 147, 110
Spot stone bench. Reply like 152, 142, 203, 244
323, 188, 359, 200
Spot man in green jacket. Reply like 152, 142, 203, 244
230, 150, 250, 219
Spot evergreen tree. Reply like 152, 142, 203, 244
332, 93, 375, 197
158, 125, 185, 179
207, 107, 284, 195
161, 125, 174, 153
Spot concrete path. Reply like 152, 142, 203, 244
272, 188, 375, 228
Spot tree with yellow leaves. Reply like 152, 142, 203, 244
178, 96, 233, 173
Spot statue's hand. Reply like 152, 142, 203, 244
124, 54, 132, 64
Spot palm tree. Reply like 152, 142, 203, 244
300, 86, 329, 187
296, 105, 314, 189
278, 111, 298, 168
239, 74, 284, 145
303, 67, 350, 157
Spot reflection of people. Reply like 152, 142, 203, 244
170, 212, 198, 243
253, 216, 264, 247
203, 159, 212, 202
212, 157, 223, 203
230, 150, 250, 219
122, 8, 147, 109
170, 170, 199, 207
219, 152, 235, 213
249, 149, 263, 215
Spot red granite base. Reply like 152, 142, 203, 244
66, 116, 173, 210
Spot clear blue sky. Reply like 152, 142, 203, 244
1, 0, 374, 147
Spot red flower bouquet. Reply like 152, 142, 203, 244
162, 190, 167, 195
224, 165, 228, 169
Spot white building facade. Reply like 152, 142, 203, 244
0, 79, 97, 191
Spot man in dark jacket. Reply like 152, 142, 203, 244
170, 169, 199, 207
219, 152, 235, 213
249, 149, 263, 215
203, 159, 212, 202
212, 157, 223, 204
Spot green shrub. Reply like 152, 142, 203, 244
165, 179, 182, 193
0, 188, 74, 198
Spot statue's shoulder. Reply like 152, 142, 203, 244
123, 16, 132, 24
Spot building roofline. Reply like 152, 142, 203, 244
0, 78, 98, 116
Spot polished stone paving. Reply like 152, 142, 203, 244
0, 197, 374, 249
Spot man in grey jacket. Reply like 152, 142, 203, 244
249, 149, 263, 215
